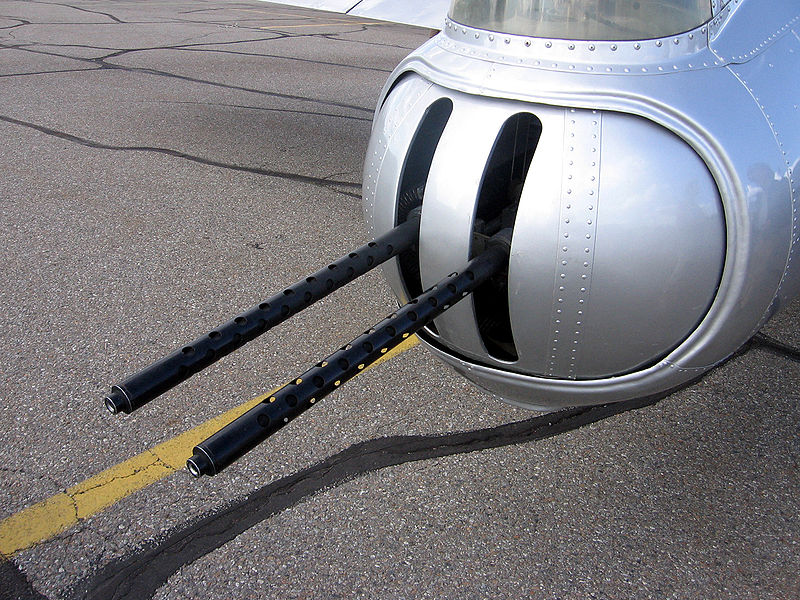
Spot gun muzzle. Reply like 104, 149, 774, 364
187, 231, 511, 477
104, 210, 421, 415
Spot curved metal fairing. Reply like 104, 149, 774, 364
364, 0, 800, 408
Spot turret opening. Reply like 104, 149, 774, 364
396, 98, 453, 335
471, 112, 542, 362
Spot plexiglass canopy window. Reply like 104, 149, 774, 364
449, 0, 713, 41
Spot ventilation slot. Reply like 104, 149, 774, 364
395, 98, 453, 335
471, 112, 542, 361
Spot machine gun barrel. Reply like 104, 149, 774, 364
104, 211, 421, 415
186, 232, 511, 477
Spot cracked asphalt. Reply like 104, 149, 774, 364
1, 1, 799, 599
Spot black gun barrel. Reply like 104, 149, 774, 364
104, 211, 421, 415
187, 231, 511, 477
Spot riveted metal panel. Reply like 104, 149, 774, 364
506, 106, 566, 374
438, 18, 719, 75
366, 6, 799, 408
543, 109, 602, 378
709, 0, 800, 62
582, 111, 725, 377
729, 31, 800, 315
509, 107, 725, 381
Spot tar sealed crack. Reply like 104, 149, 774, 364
24, 0, 126, 24
0, 114, 362, 196
4, 43, 374, 114
751, 333, 800, 363
0, 560, 49, 600
73, 393, 666, 600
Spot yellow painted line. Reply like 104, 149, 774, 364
0, 335, 419, 557
243, 11, 368, 22
229, 9, 333, 19
259, 21, 386, 29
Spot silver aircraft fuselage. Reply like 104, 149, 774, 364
362, 0, 800, 409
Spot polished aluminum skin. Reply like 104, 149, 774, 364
264, 0, 451, 29
363, 0, 800, 409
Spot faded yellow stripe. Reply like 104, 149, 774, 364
0, 335, 419, 557
259, 21, 386, 29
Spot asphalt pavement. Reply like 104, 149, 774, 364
1, 1, 798, 599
